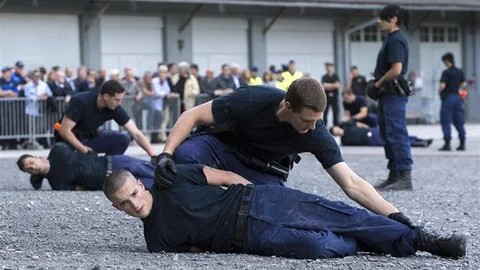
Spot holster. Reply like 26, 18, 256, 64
383, 77, 412, 97
240, 151, 301, 180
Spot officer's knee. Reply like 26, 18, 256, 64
301, 233, 357, 259
173, 141, 204, 164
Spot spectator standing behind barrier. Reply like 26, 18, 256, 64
281, 60, 302, 89
215, 64, 236, 95
64, 67, 76, 92
48, 70, 73, 103
57, 80, 157, 159
231, 63, 247, 89
241, 69, 251, 86
149, 66, 173, 143
87, 69, 99, 92
171, 62, 200, 112
322, 63, 341, 126
0, 67, 21, 150
263, 71, 274, 87
167, 63, 177, 78
199, 68, 220, 97
0, 67, 20, 97
74, 66, 89, 93
249, 66, 263, 86
122, 68, 144, 131
190, 64, 201, 81
24, 71, 53, 117
11, 61, 27, 91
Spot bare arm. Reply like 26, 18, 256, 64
163, 101, 215, 155
203, 166, 252, 187
327, 162, 398, 216
439, 82, 446, 92
352, 107, 368, 120
123, 120, 156, 156
59, 116, 89, 153
375, 62, 402, 88
343, 111, 350, 121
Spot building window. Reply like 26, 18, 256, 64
432, 26, 445, 42
447, 27, 459, 42
420, 27, 430, 42
350, 30, 361, 42
363, 26, 378, 42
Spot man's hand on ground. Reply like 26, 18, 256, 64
389, 212, 416, 228
154, 152, 178, 189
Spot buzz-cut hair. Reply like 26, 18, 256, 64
285, 78, 327, 112
103, 170, 135, 201
17, 154, 34, 172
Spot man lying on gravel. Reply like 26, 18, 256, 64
104, 164, 467, 259
17, 142, 154, 191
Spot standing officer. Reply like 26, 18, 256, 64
321, 63, 341, 126
367, 5, 413, 191
57, 80, 157, 160
438, 53, 467, 151
346, 66, 368, 96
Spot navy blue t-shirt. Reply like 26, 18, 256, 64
64, 92, 130, 133
142, 164, 245, 253
321, 73, 340, 96
440, 66, 465, 95
210, 86, 343, 169
46, 142, 107, 190
343, 95, 367, 116
373, 30, 409, 80
0, 78, 19, 94
341, 125, 370, 146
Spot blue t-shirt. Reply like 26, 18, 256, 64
210, 85, 343, 169
11, 72, 26, 86
343, 95, 367, 116
440, 66, 465, 95
373, 30, 409, 80
63, 91, 130, 133
0, 78, 19, 94
142, 164, 245, 253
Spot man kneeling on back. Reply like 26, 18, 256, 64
104, 164, 467, 259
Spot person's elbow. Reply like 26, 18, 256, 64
391, 63, 403, 77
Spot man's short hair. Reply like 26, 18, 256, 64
342, 89, 354, 96
100, 79, 125, 96
17, 154, 34, 172
325, 62, 334, 67
103, 169, 134, 201
442, 53, 455, 65
286, 78, 327, 112
221, 64, 229, 70
191, 64, 199, 70
350, 66, 358, 71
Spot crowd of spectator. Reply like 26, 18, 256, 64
0, 58, 372, 150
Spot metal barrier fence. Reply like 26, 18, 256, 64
0, 93, 215, 149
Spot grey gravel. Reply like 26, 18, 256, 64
0, 153, 479, 269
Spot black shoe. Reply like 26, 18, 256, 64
438, 140, 451, 151
384, 170, 413, 191
457, 140, 466, 151
414, 229, 467, 259
374, 170, 398, 190
426, 139, 433, 147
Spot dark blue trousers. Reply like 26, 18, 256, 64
440, 94, 466, 141
377, 95, 413, 171
245, 186, 419, 259
173, 133, 285, 186
368, 128, 419, 147
111, 155, 154, 189
359, 113, 378, 127
83, 130, 130, 155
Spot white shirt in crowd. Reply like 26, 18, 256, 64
150, 77, 171, 111
24, 80, 53, 116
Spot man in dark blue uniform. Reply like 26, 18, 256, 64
154, 78, 417, 229
438, 53, 467, 151
321, 63, 341, 126
367, 5, 413, 191
329, 123, 432, 148
17, 142, 154, 191
57, 80, 157, 159
342, 89, 377, 127
103, 165, 467, 259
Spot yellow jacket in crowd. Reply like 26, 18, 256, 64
249, 76, 263, 86
281, 71, 303, 90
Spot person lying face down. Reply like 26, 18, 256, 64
17, 142, 154, 191
104, 164, 466, 260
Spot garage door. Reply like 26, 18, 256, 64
350, 25, 383, 80
419, 25, 462, 123
266, 19, 334, 80
192, 17, 248, 75
0, 13, 80, 71
101, 16, 163, 76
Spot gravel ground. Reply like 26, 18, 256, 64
0, 153, 478, 270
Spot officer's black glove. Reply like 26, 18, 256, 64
154, 152, 177, 189
388, 212, 416, 228
366, 80, 380, 101
150, 156, 157, 166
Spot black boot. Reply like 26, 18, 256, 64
457, 140, 466, 151
438, 140, 451, 151
374, 170, 398, 190
384, 170, 413, 191
414, 229, 467, 259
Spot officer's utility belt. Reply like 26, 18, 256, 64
381, 77, 412, 97
230, 185, 253, 253
235, 148, 300, 180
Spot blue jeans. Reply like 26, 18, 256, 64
245, 186, 419, 259
173, 133, 285, 186
83, 130, 130, 155
377, 95, 413, 171
440, 94, 466, 141
111, 155, 154, 189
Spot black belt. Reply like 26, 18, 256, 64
106, 156, 113, 177
231, 185, 253, 253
